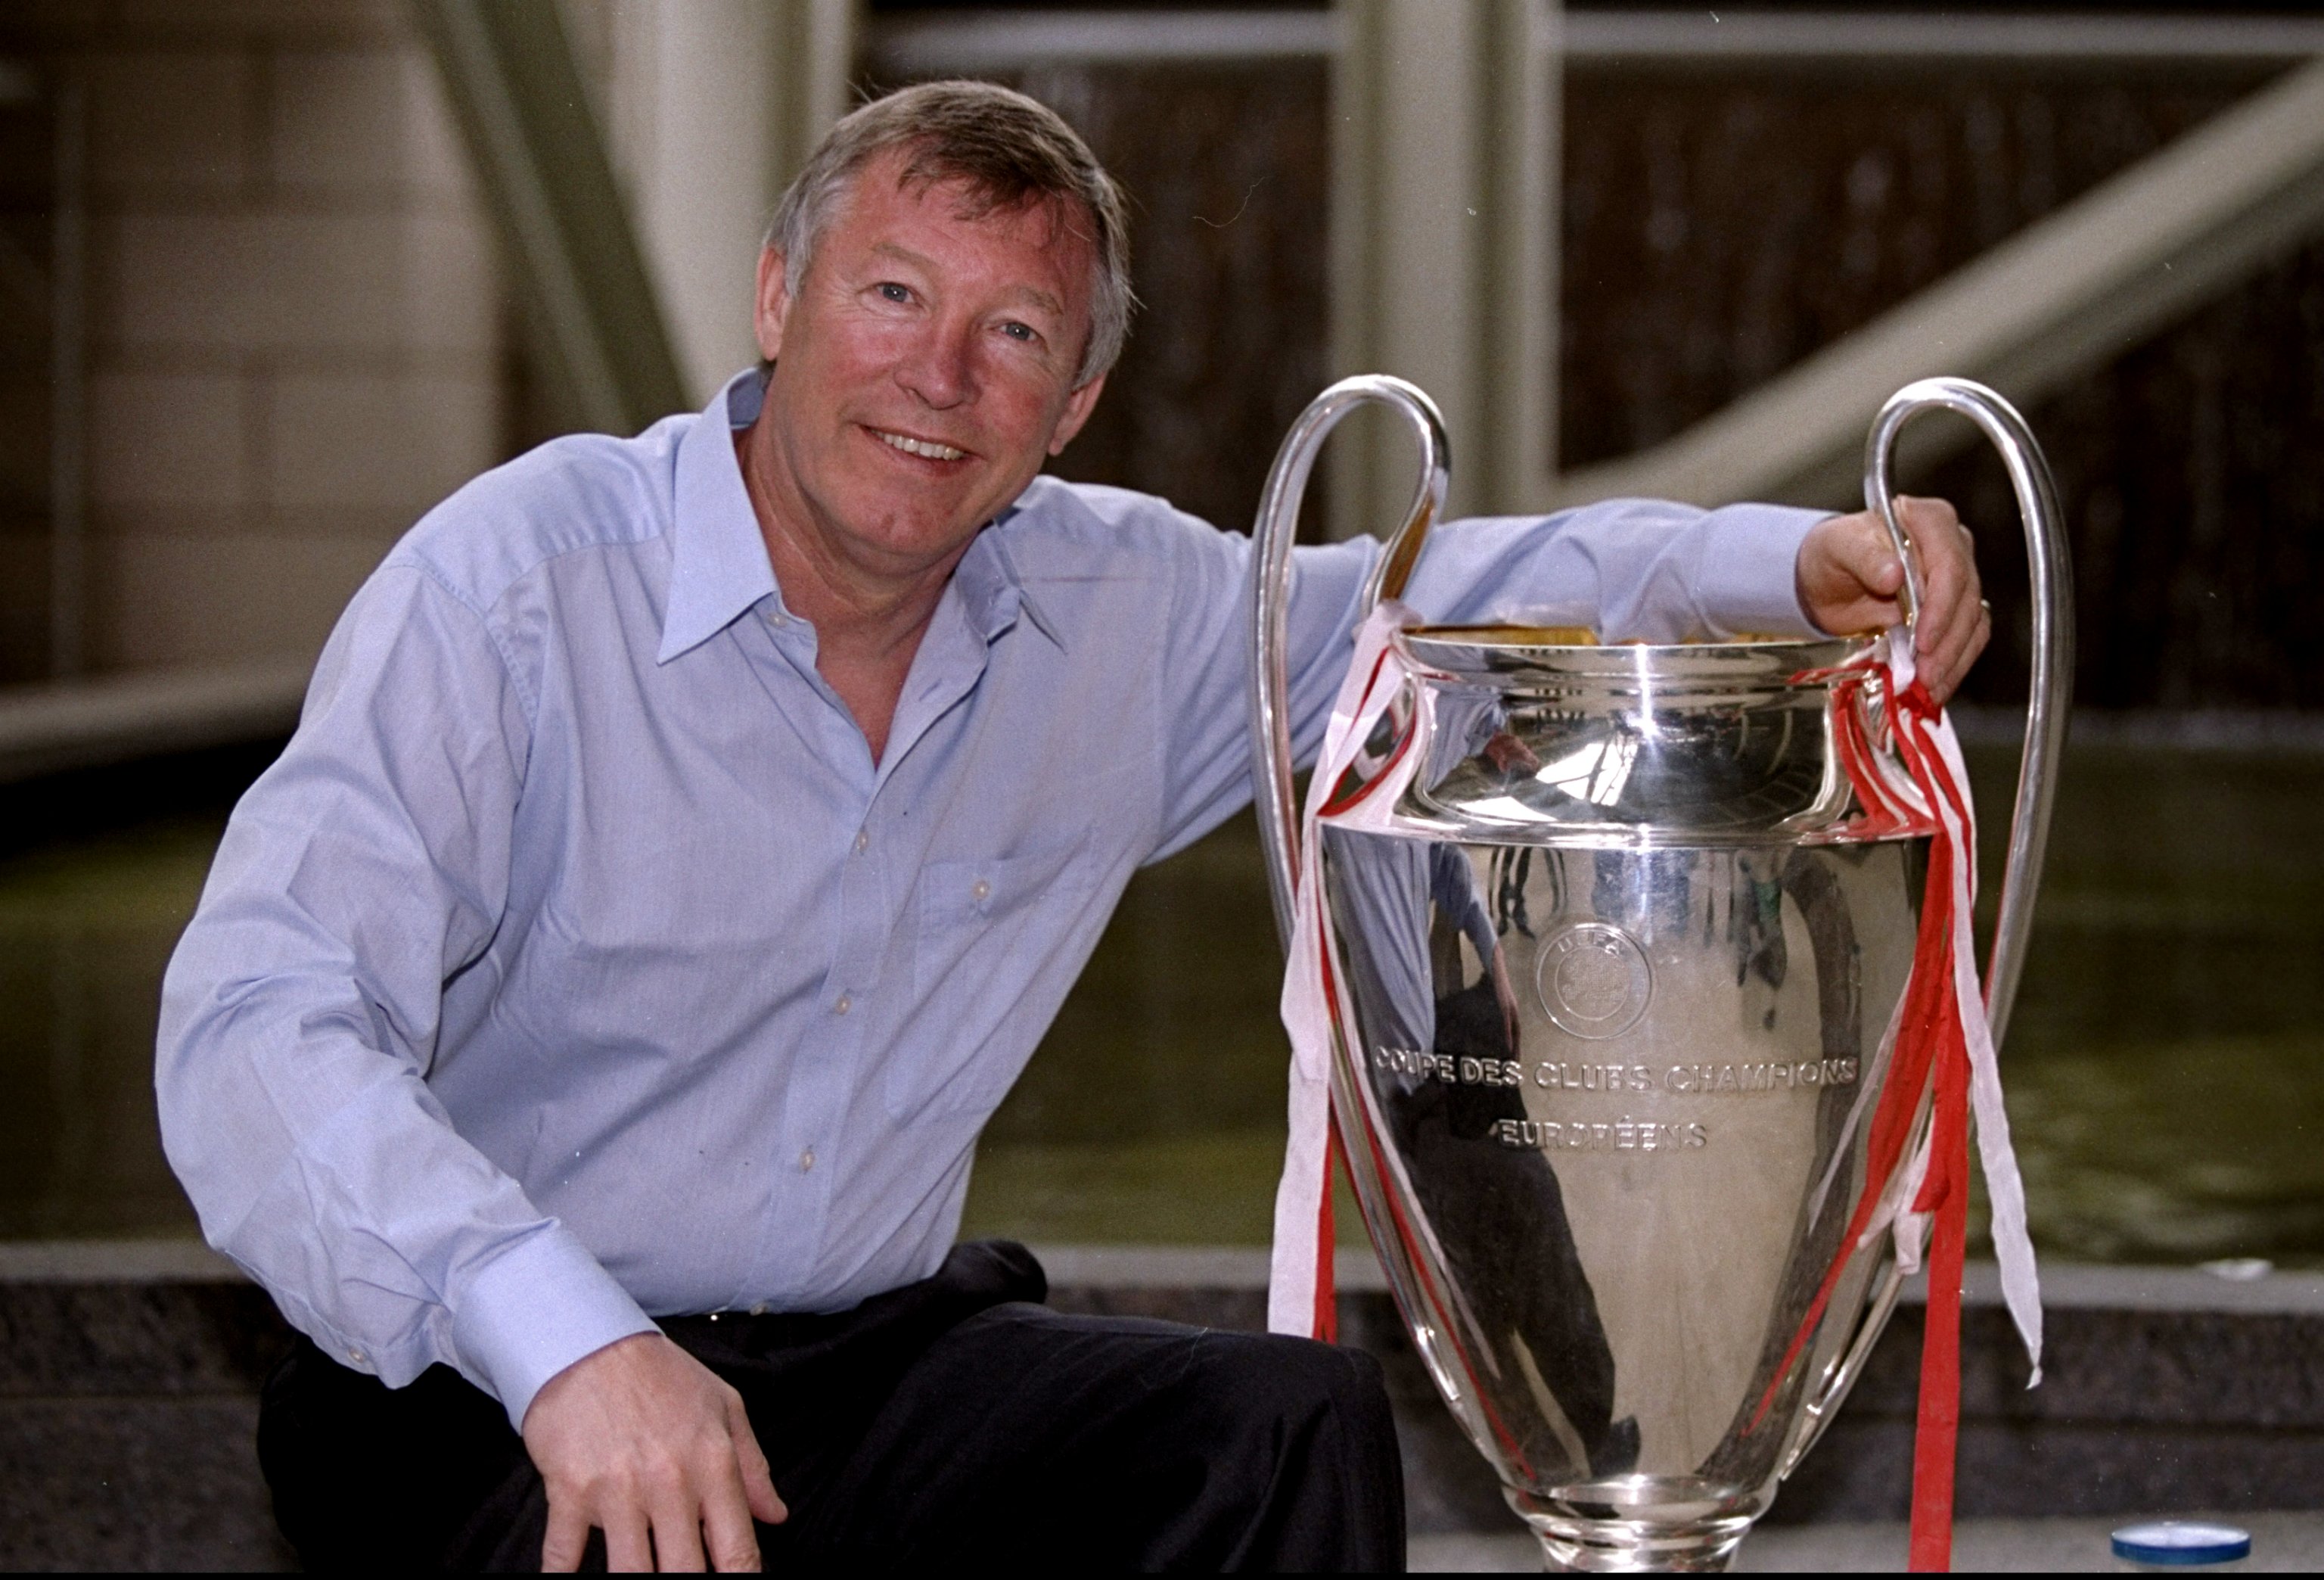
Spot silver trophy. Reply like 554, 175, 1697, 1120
1248, 376, 2071, 1569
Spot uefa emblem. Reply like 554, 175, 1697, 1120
1535, 921, 1651, 1040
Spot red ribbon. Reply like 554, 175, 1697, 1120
1888, 668, 1978, 1575
1752, 661, 1985, 1572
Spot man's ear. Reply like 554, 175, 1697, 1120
1045, 372, 1108, 457
754, 246, 792, 362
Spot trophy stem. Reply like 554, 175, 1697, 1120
1505, 1485, 1767, 1572
1518, 1511, 1756, 1572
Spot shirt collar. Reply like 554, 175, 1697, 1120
658, 371, 778, 664
955, 512, 1068, 652
657, 369, 1070, 663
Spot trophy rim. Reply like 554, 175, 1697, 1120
1398, 627, 1880, 684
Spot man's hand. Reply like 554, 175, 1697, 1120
1794, 496, 1990, 705
522, 1333, 786, 1572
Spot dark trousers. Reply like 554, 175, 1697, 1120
258, 1242, 1406, 1572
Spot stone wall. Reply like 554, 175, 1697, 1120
0, 0, 505, 683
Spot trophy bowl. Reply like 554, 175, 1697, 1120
1246, 377, 2069, 1570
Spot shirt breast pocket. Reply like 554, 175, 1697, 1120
890, 832, 1099, 1126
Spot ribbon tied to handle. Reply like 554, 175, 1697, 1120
1757, 624, 2045, 1572
1267, 601, 1427, 1341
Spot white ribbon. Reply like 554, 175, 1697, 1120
1856, 627, 2044, 1383
1267, 602, 1422, 1336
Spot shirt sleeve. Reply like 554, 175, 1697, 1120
1428, 845, 1502, 961
1151, 498, 1828, 859
155, 563, 658, 1430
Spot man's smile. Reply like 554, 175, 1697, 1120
869, 425, 971, 463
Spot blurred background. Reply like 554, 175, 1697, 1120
2, 0, 2322, 1272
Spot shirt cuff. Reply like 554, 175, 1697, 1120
1698, 504, 1829, 638
447, 1224, 660, 1431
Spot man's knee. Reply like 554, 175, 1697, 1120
1181, 1331, 1399, 1460
1213, 1331, 1385, 1407
1169, 1333, 1404, 1569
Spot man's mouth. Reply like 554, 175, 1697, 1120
872, 428, 968, 462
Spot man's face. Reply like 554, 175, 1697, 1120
750, 150, 1107, 579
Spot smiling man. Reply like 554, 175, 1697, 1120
157, 82, 1987, 1572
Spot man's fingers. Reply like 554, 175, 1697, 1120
1905, 502, 1973, 654
1797, 509, 1914, 636
727, 1395, 787, 1527
1932, 593, 1985, 701
604, 1507, 655, 1574
702, 1476, 766, 1572
1940, 600, 1994, 705
541, 1499, 593, 1573
648, 1489, 709, 1573
1938, 589, 1985, 686
1920, 604, 1970, 702
697, 1395, 772, 1571
1826, 512, 1905, 617
1920, 590, 1991, 704
1849, 516, 1907, 598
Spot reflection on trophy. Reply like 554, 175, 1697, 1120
1248, 376, 2071, 1569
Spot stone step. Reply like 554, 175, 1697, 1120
5, 1243, 2322, 1566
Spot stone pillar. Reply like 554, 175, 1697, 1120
596, 0, 857, 403
1330, 0, 1558, 536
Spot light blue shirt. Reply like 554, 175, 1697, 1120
157, 372, 1823, 1428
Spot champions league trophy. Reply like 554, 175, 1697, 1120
1247, 376, 2071, 1569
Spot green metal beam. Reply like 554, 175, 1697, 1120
411, 0, 690, 436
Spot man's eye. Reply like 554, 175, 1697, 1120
876, 282, 912, 303
1000, 322, 1037, 343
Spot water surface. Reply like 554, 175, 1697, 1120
3, 739, 2317, 1265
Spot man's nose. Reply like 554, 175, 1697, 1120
893, 319, 975, 409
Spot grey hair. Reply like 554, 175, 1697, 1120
765, 80, 1135, 388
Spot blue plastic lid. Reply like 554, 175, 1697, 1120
2111, 1522, 2252, 1566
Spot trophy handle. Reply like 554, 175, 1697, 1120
1785, 378, 2076, 1474
1861, 375, 2074, 1043
1246, 375, 1452, 949
1780, 1252, 1912, 1479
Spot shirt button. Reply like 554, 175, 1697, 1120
853, 829, 869, 854
767, 611, 788, 627
346, 1348, 365, 1364
971, 879, 991, 902
800, 1148, 816, 1172
834, 994, 852, 1015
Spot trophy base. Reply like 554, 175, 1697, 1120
1508, 1482, 1762, 1572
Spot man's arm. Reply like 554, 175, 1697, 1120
1150, 496, 1800, 857
156, 561, 777, 1569
158, 564, 657, 1418
1148, 491, 1986, 860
